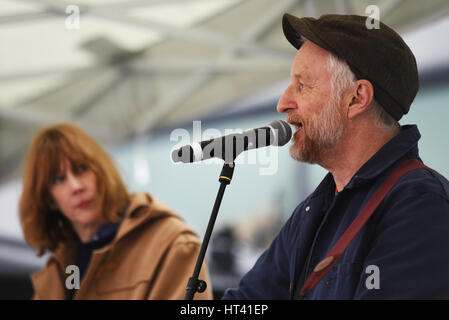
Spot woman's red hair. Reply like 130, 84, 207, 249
19, 123, 130, 256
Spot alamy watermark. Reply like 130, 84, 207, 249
64, 262, 381, 291
65, 265, 80, 290
64, 5, 381, 33
65, 5, 80, 30
365, 264, 380, 290
170, 121, 282, 176
365, 5, 380, 30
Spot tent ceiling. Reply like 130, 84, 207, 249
1, 0, 449, 181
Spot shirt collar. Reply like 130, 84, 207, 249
311, 124, 421, 196
89, 222, 120, 242
346, 124, 421, 185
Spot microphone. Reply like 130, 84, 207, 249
171, 120, 292, 163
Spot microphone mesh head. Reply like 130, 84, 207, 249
269, 120, 292, 146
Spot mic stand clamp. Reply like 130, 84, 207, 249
184, 162, 235, 300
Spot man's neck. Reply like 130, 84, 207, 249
320, 125, 400, 191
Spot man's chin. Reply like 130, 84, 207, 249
289, 140, 323, 164
290, 145, 312, 164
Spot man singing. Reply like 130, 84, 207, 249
223, 13, 449, 299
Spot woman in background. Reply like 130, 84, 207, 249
19, 123, 212, 300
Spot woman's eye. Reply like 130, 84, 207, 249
77, 164, 87, 173
53, 176, 64, 184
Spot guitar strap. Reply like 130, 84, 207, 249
296, 159, 428, 299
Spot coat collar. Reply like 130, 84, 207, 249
310, 125, 421, 197
347, 125, 421, 182
32, 192, 180, 298
51, 192, 178, 263
113, 192, 179, 244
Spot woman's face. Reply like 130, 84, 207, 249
49, 159, 100, 231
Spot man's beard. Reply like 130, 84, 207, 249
289, 97, 345, 164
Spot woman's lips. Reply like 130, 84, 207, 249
77, 200, 92, 209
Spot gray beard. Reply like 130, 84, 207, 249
289, 99, 345, 164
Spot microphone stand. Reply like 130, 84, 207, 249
184, 161, 235, 300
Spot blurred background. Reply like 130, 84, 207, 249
1, 0, 449, 299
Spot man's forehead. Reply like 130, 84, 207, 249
291, 69, 310, 81
291, 41, 331, 79
299, 40, 330, 56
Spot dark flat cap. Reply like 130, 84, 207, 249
282, 13, 419, 121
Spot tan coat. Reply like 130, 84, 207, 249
31, 193, 213, 300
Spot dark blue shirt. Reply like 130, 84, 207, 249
68, 222, 119, 299
77, 223, 120, 282
223, 125, 449, 299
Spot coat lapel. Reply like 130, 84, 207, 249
31, 260, 67, 299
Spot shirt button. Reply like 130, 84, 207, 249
305, 206, 310, 212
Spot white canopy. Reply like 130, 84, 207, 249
1, 0, 449, 181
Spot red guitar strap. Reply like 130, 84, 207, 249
298, 159, 428, 298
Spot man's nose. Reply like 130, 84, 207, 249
276, 84, 297, 113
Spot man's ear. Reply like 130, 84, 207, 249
346, 80, 374, 119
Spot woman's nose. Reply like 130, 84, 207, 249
67, 172, 84, 193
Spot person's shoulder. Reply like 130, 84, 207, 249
391, 165, 449, 202
127, 192, 180, 220
377, 164, 449, 227
128, 192, 198, 238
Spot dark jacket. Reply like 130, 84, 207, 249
223, 125, 449, 299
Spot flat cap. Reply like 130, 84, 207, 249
282, 13, 419, 121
